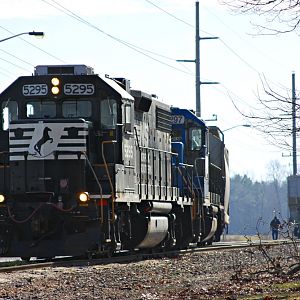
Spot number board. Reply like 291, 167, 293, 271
22, 84, 48, 96
171, 115, 185, 124
64, 83, 94, 96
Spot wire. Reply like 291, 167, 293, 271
144, 0, 194, 28
142, 1, 291, 92
39, 0, 193, 76
0, 25, 66, 63
0, 69, 15, 79
143, 1, 293, 146
0, 66, 18, 78
203, 5, 289, 72
0, 48, 34, 67
41, 0, 265, 82
0, 57, 30, 72
219, 39, 260, 74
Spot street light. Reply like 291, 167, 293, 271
0, 31, 44, 43
223, 124, 251, 132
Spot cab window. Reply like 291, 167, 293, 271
189, 128, 202, 150
2, 101, 18, 130
124, 104, 132, 132
100, 98, 117, 129
62, 100, 92, 118
171, 129, 182, 142
26, 100, 56, 118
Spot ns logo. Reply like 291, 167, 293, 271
33, 127, 53, 156
28, 123, 63, 158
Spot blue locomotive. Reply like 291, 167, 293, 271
0, 65, 229, 259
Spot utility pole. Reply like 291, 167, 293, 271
177, 1, 218, 118
292, 72, 297, 175
195, 1, 200, 117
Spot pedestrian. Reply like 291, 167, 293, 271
270, 216, 281, 240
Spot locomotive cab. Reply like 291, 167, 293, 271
171, 108, 229, 244
0, 65, 139, 257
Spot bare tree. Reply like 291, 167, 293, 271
266, 160, 288, 218
221, 1, 300, 149
230, 76, 300, 151
222, 0, 300, 34
266, 160, 289, 183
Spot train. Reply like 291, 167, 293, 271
0, 64, 229, 259
288, 175, 300, 236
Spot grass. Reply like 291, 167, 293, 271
274, 281, 300, 290
242, 294, 300, 299
0, 260, 27, 268
238, 281, 300, 299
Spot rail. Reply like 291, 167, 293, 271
0, 238, 292, 273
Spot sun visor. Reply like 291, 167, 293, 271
130, 90, 152, 112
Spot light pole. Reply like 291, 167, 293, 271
0, 31, 44, 43
223, 124, 251, 132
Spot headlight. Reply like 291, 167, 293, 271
51, 77, 60, 95
79, 192, 89, 202
51, 86, 59, 95
0, 194, 5, 203
51, 77, 60, 86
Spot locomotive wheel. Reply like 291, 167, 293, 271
21, 257, 31, 262
197, 236, 214, 247
86, 251, 94, 260
205, 238, 213, 246
37, 257, 54, 262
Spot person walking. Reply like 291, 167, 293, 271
270, 216, 281, 240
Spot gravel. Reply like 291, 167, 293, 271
0, 244, 299, 299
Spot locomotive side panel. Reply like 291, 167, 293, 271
115, 98, 138, 202
131, 91, 173, 201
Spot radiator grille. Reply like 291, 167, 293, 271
156, 107, 171, 133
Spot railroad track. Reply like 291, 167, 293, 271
0, 238, 293, 273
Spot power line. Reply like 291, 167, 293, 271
219, 38, 260, 74
0, 57, 30, 72
144, 1, 297, 128
0, 48, 34, 67
41, 0, 275, 85
144, 0, 194, 28
142, 1, 291, 93
203, 5, 289, 72
0, 67, 16, 78
0, 25, 66, 63
39, 0, 193, 76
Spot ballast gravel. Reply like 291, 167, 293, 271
0, 243, 299, 299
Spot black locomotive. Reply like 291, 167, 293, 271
0, 65, 229, 259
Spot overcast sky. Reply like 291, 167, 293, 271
0, 0, 298, 180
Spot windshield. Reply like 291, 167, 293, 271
100, 98, 117, 129
2, 100, 18, 130
62, 99, 92, 118
189, 128, 202, 151
26, 100, 56, 118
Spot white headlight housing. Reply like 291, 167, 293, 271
79, 192, 89, 202
0, 194, 5, 203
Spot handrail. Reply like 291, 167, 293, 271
81, 151, 104, 224
101, 140, 117, 224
